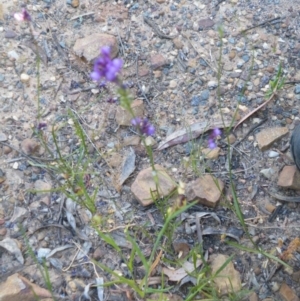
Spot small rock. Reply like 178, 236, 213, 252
255, 127, 289, 151
169, 79, 177, 88
228, 50, 236, 60
115, 99, 144, 126
73, 33, 119, 63
207, 81, 218, 89
202, 147, 220, 159
67, 0, 79, 8
185, 175, 224, 208
131, 165, 176, 206
34, 179, 52, 195
123, 136, 141, 146
268, 150, 279, 158
150, 53, 168, 70
20, 73, 30, 84
227, 134, 236, 144
249, 292, 259, 301
210, 254, 241, 296
0, 273, 52, 301
264, 201, 276, 213
278, 166, 300, 190
198, 18, 215, 30
191, 95, 200, 106
200, 90, 209, 102
279, 283, 299, 301
20, 138, 40, 155
4, 29, 17, 39
294, 85, 300, 94
0, 132, 7, 142
93, 246, 105, 260
173, 38, 183, 49
260, 168, 276, 180
145, 136, 156, 146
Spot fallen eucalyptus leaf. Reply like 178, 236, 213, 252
157, 119, 234, 150
119, 148, 136, 185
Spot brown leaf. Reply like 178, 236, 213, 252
162, 259, 202, 282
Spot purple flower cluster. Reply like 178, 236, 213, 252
91, 46, 123, 83
131, 117, 155, 136
14, 8, 31, 22
208, 128, 221, 149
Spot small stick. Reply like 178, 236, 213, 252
240, 17, 282, 34
70, 12, 95, 21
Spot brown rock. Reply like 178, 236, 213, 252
291, 270, 300, 282
0, 273, 52, 301
20, 138, 40, 155
123, 136, 141, 146
210, 254, 241, 296
34, 180, 52, 201
156, 0, 166, 3
173, 38, 183, 49
138, 65, 149, 77
279, 283, 299, 301
228, 50, 236, 60
198, 18, 215, 30
255, 127, 289, 151
3, 145, 12, 154
186, 175, 224, 208
115, 99, 144, 126
0, 227, 7, 237
264, 202, 276, 213
202, 147, 220, 159
150, 53, 168, 70
93, 246, 105, 260
278, 166, 300, 190
249, 292, 259, 301
131, 165, 176, 206
73, 34, 119, 63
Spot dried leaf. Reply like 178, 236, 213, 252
162, 259, 202, 282
49, 257, 63, 270
119, 148, 136, 185
157, 120, 234, 151
66, 211, 76, 231
233, 93, 275, 130
0, 238, 24, 264
9, 206, 28, 223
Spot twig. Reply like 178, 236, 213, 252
240, 17, 282, 34
70, 12, 95, 21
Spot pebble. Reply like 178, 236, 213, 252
268, 151, 279, 158
207, 81, 217, 90
191, 95, 200, 106
260, 168, 275, 180
200, 90, 209, 102
294, 85, 300, 94
0, 74, 5, 82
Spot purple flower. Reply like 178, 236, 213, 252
131, 117, 155, 136
91, 46, 123, 83
208, 128, 221, 149
14, 8, 31, 22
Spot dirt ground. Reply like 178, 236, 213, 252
1, 0, 300, 300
